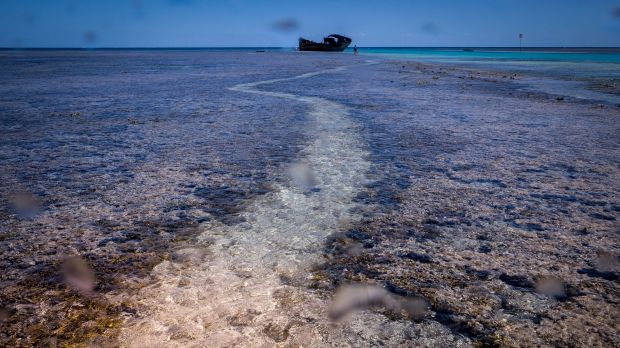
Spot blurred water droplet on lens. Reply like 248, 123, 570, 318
595, 251, 618, 273
11, 38, 23, 47
83, 31, 97, 44
421, 22, 439, 35
346, 241, 363, 257
329, 284, 386, 320
167, 0, 194, 6
289, 163, 317, 192
131, 0, 146, 17
272, 18, 300, 33
329, 284, 426, 321
535, 276, 565, 299
21, 11, 35, 25
400, 296, 428, 321
61, 256, 96, 294
0, 307, 9, 323
65, 2, 77, 14
8, 191, 41, 218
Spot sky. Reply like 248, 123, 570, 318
1, 0, 619, 48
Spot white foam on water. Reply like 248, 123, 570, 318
115, 64, 469, 347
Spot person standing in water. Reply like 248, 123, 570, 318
353, 45, 358, 55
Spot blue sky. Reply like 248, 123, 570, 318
1, 0, 619, 47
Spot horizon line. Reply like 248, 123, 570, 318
2, 46, 620, 50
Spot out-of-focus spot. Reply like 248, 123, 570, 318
83, 31, 97, 44
329, 284, 427, 321
595, 251, 619, 273
131, 0, 147, 18
271, 18, 300, 34
0, 307, 10, 323
61, 256, 96, 294
613, 7, 620, 19
8, 191, 41, 218
64, 1, 78, 14
421, 22, 439, 35
535, 276, 565, 299
21, 11, 35, 25
167, 0, 194, 6
171, 247, 210, 263
399, 296, 428, 321
289, 163, 317, 192
11, 38, 23, 48
345, 241, 363, 257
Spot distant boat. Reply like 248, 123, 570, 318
298, 34, 352, 52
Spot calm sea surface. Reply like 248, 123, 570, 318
351, 47, 620, 79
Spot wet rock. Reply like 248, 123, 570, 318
345, 229, 371, 241
227, 309, 260, 327
399, 252, 432, 263
345, 230, 375, 248
589, 212, 616, 221
474, 270, 492, 280
578, 268, 619, 281
262, 322, 290, 342
312, 59, 620, 347
477, 244, 492, 253
499, 273, 535, 289
171, 247, 210, 264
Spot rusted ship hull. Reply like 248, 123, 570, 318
298, 34, 352, 52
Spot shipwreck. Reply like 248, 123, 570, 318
298, 34, 352, 52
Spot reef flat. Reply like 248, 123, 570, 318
0, 50, 618, 346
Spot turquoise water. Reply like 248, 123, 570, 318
350, 48, 620, 63
351, 48, 620, 80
